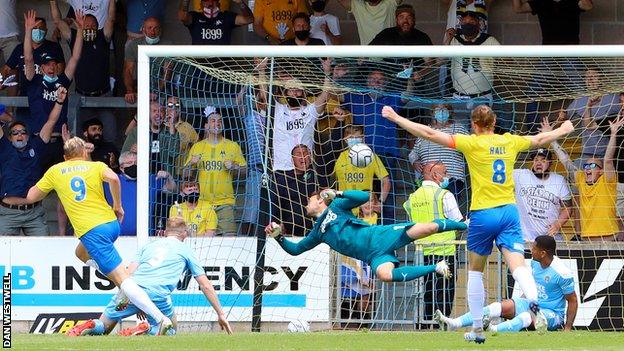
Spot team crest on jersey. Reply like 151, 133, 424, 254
195, 213, 202, 220
220, 150, 226, 157
29, 148, 35, 157
544, 275, 551, 283
216, 20, 222, 26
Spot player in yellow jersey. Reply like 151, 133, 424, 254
19, 137, 174, 334
382, 104, 573, 343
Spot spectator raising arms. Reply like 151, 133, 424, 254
179, 0, 253, 45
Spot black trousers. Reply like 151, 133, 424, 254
422, 254, 456, 323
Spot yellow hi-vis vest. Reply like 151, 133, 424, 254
403, 185, 456, 256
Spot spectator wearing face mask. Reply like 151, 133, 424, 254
309, 0, 341, 45
179, 0, 253, 45
280, 13, 325, 46
253, 0, 308, 44
124, 17, 163, 104
126, 0, 167, 41
82, 117, 120, 173
169, 174, 217, 236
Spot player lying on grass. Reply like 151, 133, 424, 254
435, 235, 578, 333
18, 136, 174, 334
265, 189, 467, 282
67, 217, 232, 336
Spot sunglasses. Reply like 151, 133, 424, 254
582, 162, 602, 170
167, 102, 180, 108
10, 129, 28, 136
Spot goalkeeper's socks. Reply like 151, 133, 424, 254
390, 265, 436, 282
120, 278, 166, 323
432, 219, 467, 232
490, 312, 532, 332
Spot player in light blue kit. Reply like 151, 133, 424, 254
435, 235, 578, 333
67, 217, 232, 336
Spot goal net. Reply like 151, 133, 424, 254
136, 46, 624, 332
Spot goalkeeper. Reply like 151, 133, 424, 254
66, 217, 232, 336
265, 189, 467, 282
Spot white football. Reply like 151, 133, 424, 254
287, 320, 310, 333
348, 143, 373, 168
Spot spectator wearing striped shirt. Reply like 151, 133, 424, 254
409, 104, 469, 212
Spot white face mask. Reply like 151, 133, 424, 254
145, 35, 160, 45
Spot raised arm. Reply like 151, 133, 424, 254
50, 0, 71, 40
325, 189, 370, 211
23, 10, 37, 81
512, 0, 532, 13
232, 0, 253, 26
604, 114, 624, 181
563, 292, 578, 331
40, 87, 67, 143
381, 106, 453, 147
103, 0, 116, 40
178, 0, 193, 26
527, 118, 574, 148
195, 274, 233, 334
313, 58, 332, 114
266, 223, 322, 256
64, 10, 85, 80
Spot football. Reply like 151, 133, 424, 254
348, 143, 373, 168
287, 320, 310, 333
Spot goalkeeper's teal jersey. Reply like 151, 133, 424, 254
279, 190, 411, 263
132, 237, 205, 299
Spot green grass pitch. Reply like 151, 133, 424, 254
10, 331, 624, 351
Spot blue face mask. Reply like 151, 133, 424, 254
43, 74, 58, 84
32, 29, 46, 43
346, 137, 363, 147
145, 35, 160, 45
434, 109, 450, 124
439, 176, 450, 189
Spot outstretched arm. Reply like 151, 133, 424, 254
313, 58, 332, 114
604, 114, 624, 181
23, 10, 37, 81
195, 274, 233, 334
326, 189, 370, 211
265, 223, 322, 256
563, 292, 578, 331
527, 118, 574, 148
21, 185, 48, 204
382, 106, 453, 147
50, 0, 71, 40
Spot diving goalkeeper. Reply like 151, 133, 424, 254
265, 189, 467, 282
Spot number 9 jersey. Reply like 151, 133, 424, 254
451, 133, 531, 211
35, 160, 117, 237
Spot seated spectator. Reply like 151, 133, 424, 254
512, 0, 593, 45
124, 17, 162, 104
273, 144, 317, 236
179, 0, 253, 45
280, 13, 325, 46
336, 0, 400, 45
253, 0, 308, 44
82, 118, 120, 173
444, 0, 492, 37
309, 0, 341, 45
126, 0, 166, 41
51, 0, 117, 142
169, 173, 217, 236
513, 148, 572, 241
333, 125, 390, 215
0, 86, 66, 236
0, 0, 19, 75
409, 104, 468, 209
549, 116, 622, 241
186, 110, 247, 236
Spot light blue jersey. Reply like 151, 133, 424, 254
132, 237, 206, 299
531, 256, 575, 318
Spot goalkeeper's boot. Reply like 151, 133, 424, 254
118, 321, 150, 336
66, 319, 96, 337
464, 327, 486, 344
433, 309, 452, 331
435, 260, 452, 279
157, 317, 174, 336
433, 219, 467, 233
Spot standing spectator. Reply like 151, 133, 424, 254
169, 174, 217, 236
253, 0, 308, 44
63, 0, 111, 30
126, 0, 167, 41
0, 0, 19, 67
0, 86, 66, 236
550, 116, 622, 241
280, 13, 325, 46
185, 111, 247, 236
336, 0, 401, 45
513, 148, 572, 241
444, 0, 493, 36
51, 0, 117, 142
179, 0, 253, 45
124, 17, 162, 104
409, 104, 468, 210
104, 152, 139, 236
82, 118, 120, 173
403, 161, 463, 322
333, 125, 391, 213
309, 0, 341, 45
273, 144, 317, 236
166, 95, 199, 176
512, 0, 593, 45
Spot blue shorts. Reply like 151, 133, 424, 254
367, 223, 415, 274
513, 298, 563, 331
103, 291, 174, 335
79, 220, 121, 275
468, 204, 525, 256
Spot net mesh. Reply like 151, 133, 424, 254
144, 54, 624, 331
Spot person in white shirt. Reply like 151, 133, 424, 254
309, 0, 341, 45
513, 148, 572, 241
63, 0, 112, 30
0, 0, 18, 63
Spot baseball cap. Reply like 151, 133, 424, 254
41, 54, 61, 64
395, 4, 415, 17
533, 148, 552, 160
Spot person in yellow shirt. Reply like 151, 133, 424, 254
186, 110, 247, 235
382, 104, 574, 343
333, 125, 390, 215
19, 136, 174, 334
253, 0, 308, 43
169, 176, 217, 236
549, 115, 623, 241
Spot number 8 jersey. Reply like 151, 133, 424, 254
452, 133, 531, 211
36, 160, 116, 237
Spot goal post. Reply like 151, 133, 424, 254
136, 45, 624, 332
